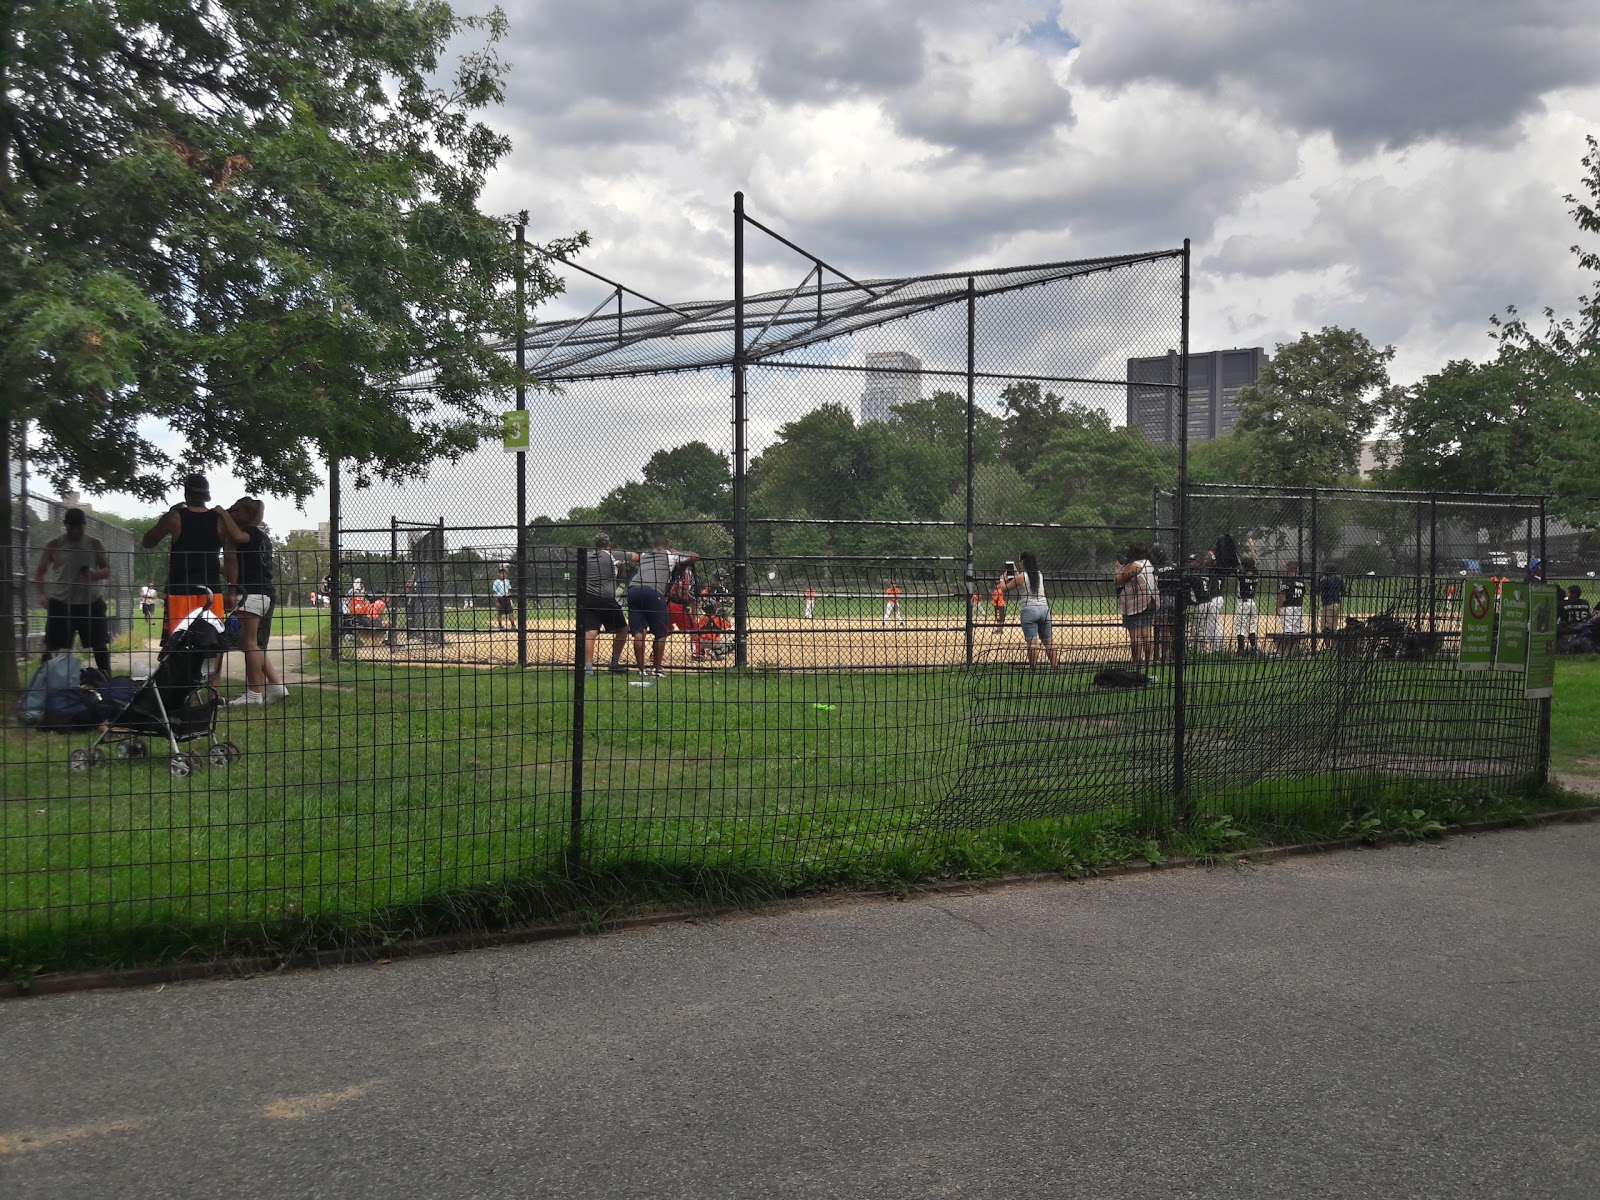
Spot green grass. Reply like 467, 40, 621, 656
2, 649, 1593, 978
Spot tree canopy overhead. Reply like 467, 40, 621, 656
1, 0, 583, 501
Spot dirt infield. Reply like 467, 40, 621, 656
344, 615, 1161, 670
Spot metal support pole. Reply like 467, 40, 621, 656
1413, 500, 1423, 631
329, 455, 342, 662
570, 545, 586, 871
1172, 239, 1192, 820
1538, 497, 1551, 785
515, 218, 530, 669
388, 517, 400, 648
1428, 494, 1438, 634
965, 276, 976, 667
1309, 490, 1320, 651
732, 192, 750, 668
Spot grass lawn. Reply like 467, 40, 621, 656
1, 646, 1588, 975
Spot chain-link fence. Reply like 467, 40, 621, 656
0, 203, 1566, 970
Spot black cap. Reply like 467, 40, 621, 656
63, 507, 86, 525
182, 472, 210, 501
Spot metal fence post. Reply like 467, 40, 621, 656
1172, 239, 1191, 821
732, 192, 749, 668
570, 545, 587, 871
1428, 494, 1438, 633
1308, 489, 1320, 649
515, 218, 530, 670
1538, 497, 1551, 786
965, 276, 976, 666
329, 454, 342, 662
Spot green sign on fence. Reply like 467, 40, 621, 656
1459, 580, 1495, 671
1525, 585, 1558, 699
502, 409, 531, 451
1495, 582, 1530, 672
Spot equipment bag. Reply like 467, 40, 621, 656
19, 653, 82, 725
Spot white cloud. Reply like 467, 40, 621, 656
75, 0, 1600, 526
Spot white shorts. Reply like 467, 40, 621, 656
1281, 606, 1303, 635
238, 592, 274, 618
1235, 599, 1257, 638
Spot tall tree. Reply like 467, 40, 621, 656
2, 0, 581, 499
1, 0, 583, 687
1380, 358, 1549, 495
1231, 327, 1398, 485
1488, 135, 1600, 516
640, 442, 731, 519
997, 380, 1067, 477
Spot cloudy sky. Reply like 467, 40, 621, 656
86, 0, 1600, 526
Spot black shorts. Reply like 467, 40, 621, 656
45, 598, 109, 653
578, 598, 626, 634
495, 596, 513, 616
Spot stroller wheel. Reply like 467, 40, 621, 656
222, 741, 242, 764
170, 754, 194, 779
69, 747, 95, 773
115, 739, 146, 761
208, 743, 235, 768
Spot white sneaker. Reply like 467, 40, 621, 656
265, 684, 290, 703
228, 690, 267, 707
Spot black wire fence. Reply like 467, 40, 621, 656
1, 491, 1560, 969
0, 199, 1572, 968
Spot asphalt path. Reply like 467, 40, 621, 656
5, 824, 1600, 1199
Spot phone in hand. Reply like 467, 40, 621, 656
1004, 561, 1016, 575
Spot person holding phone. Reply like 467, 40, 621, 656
998, 552, 1059, 667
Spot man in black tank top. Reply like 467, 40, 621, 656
141, 473, 248, 635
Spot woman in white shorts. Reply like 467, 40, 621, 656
224, 497, 289, 706
999, 551, 1060, 668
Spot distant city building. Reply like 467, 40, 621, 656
316, 522, 331, 548
859, 350, 923, 424
1126, 347, 1266, 445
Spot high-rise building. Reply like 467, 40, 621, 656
1126, 347, 1266, 445
859, 351, 923, 424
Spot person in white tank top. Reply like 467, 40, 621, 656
998, 550, 1060, 668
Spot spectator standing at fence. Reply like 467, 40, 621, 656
1318, 563, 1346, 650
492, 567, 514, 630
222, 497, 288, 707
805, 586, 816, 620
139, 581, 158, 623
141, 473, 247, 638
883, 581, 904, 625
33, 507, 114, 676
1234, 555, 1260, 655
1114, 541, 1157, 672
581, 534, 636, 677
1278, 562, 1307, 654
998, 551, 1060, 668
628, 535, 700, 677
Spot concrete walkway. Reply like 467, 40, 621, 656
102, 631, 313, 694
4, 823, 1599, 1198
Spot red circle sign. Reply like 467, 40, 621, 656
1468, 586, 1491, 621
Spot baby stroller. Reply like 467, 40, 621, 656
70, 594, 240, 778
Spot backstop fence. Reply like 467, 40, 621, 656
0, 198, 1571, 970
